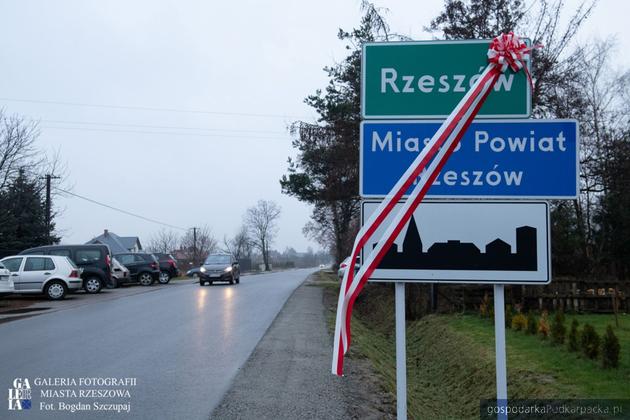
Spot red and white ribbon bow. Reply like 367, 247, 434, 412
487, 32, 530, 72
332, 32, 536, 376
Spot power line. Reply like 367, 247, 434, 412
39, 119, 288, 135
40, 125, 290, 140
55, 187, 188, 231
0, 97, 310, 120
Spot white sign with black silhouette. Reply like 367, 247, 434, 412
361, 200, 550, 284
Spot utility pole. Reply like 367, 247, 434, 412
41, 174, 60, 244
192, 227, 198, 266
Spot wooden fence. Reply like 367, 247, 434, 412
434, 278, 629, 314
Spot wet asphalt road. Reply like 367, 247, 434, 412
1, 269, 314, 419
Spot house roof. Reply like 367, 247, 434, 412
86, 230, 141, 254
119, 236, 142, 251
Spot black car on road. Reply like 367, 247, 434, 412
114, 253, 160, 286
152, 253, 179, 284
19, 244, 113, 293
199, 254, 240, 286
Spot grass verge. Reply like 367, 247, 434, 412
315, 271, 630, 419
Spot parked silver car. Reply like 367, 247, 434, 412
337, 256, 360, 280
0, 263, 14, 296
1, 255, 83, 300
110, 257, 130, 288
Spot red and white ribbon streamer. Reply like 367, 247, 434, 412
332, 33, 534, 376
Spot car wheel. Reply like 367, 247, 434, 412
84, 276, 103, 294
139, 272, 154, 286
45, 280, 67, 300
199, 280, 205, 286
158, 271, 171, 284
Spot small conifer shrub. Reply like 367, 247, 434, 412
601, 325, 620, 369
538, 311, 550, 339
526, 312, 537, 335
567, 319, 580, 352
551, 310, 566, 345
580, 323, 600, 359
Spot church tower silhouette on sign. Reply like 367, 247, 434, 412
402, 215, 423, 255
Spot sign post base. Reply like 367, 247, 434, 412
395, 282, 407, 420
494, 284, 508, 419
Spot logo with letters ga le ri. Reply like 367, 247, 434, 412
8, 378, 31, 410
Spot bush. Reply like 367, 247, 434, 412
511, 313, 527, 331
567, 319, 580, 352
601, 325, 620, 369
526, 312, 537, 335
580, 323, 600, 359
505, 305, 514, 328
551, 310, 566, 345
538, 311, 550, 339
479, 292, 494, 319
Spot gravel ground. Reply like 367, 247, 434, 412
211, 274, 394, 420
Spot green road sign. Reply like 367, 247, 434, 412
362, 40, 531, 119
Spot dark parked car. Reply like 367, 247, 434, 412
19, 244, 113, 293
114, 253, 160, 286
199, 253, 240, 286
152, 253, 179, 284
186, 267, 201, 279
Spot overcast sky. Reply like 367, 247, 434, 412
0, 0, 627, 253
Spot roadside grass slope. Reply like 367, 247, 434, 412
316, 271, 630, 419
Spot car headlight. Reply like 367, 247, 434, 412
224, 266, 232, 272
200, 267, 206, 273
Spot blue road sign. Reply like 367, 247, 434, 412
360, 119, 579, 199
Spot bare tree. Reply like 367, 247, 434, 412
526, 0, 597, 117
302, 200, 360, 268
244, 200, 281, 271
0, 110, 71, 242
180, 226, 217, 265
0, 109, 40, 190
222, 224, 251, 260
146, 229, 180, 254
562, 39, 630, 276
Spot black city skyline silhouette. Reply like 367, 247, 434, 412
375, 216, 537, 271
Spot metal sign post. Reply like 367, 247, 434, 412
395, 281, 509, 420
493, 284, 508, 419
395, 282, 407, 419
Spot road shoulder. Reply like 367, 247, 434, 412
211, 272, 394, 419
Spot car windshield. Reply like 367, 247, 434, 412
205, 255, 230, 265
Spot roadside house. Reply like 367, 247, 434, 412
86, 229, 143, 254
